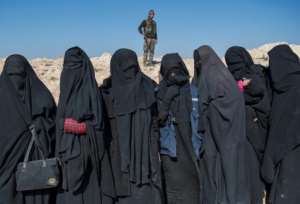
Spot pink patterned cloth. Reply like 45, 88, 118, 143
237, 80, 244, 92
64, 118, 87, 135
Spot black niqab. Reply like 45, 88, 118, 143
0, 54, 56, 204
100, 49, 162, 204
225, 46, 254, 80
261, 44, 300, 204
225, 46, 270, 160
158, 53, 201, 204
55, 47, 115, 204
196, 45, 251, 204
108, 49, 156, 181
157, 53, 191, 123
268, 44, 300, 92
262, 44, 300, 182
226, 46, 271, 203
110, 49, 155, 115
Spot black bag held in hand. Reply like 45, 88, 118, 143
16, 124, 61, 191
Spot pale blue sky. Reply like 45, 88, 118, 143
0, 0, 299, 58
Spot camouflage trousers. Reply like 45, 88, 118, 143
143, 38, 156, 64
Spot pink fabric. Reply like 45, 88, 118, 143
64, 118, 87, 135
237, 80, 244, 92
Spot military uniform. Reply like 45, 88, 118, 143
138, 19, 157, 65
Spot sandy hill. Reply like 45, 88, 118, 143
0, 42, 299, 102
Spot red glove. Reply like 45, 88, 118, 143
64, 118, 87, 135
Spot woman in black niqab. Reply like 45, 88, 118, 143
0, 54, 56, 204
100, 49, 163, 204
157, 53, 202, 204
225, 46, 270, 204
195, 45, 251, 204
55, 47, 115, 204
261, 44, 300, 204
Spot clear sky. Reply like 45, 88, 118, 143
0, 0, 299, 58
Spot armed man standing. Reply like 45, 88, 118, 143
138, 9, 157, 66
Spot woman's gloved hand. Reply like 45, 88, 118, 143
64, 118, 87, 135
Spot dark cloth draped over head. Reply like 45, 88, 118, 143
262, 44, 300, 184
157, 53, 191, 125
110, 49, 155, 115
268, 44, 300, 92
158, 53, 203, 204
56, 47, 115, 203
159, 53, 189, 83
225, 46, 254, 80
225, 46, 270, 161
226, 46, 270, 203
101, 49, 162, 202
0, 54, 56, 204
196, 45, 251, 204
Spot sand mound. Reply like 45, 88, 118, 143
0, 43, 299, 102
248, 42, 300, 66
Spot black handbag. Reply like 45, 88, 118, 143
16, 124, 61, 191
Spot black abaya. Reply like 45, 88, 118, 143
157, 53, 201, 204
262, 44, 300, 204
225, 46, 270, 204
195, 45, 251, 204
55, 47, 115, 204
0, 55, 56, 204
100, 49, 163, 204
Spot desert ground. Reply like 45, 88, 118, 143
1, 42, 300, 102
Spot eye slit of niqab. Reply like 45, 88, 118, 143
123, 65, 138, 80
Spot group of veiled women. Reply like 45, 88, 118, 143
0, 44, 300, 204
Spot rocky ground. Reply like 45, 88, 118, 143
1, 42, 299, 102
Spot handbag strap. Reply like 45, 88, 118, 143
4, 75, 47, 167
22, 124, 46, 168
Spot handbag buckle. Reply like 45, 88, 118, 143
48, 177, 58, 186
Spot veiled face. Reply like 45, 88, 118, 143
122, 64, 139, 80
5, 56, 27, 97
160, 53, 190, 86
229, 67, 244, 81
9, 71, 26, 93
111, 49, 141, 84
165, 67, 185, 83
268, 44, 300, 91
225, 46, 255, 81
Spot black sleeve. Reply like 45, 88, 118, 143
138, 20, 146, 34
157, 86, 179, 126
243, 76, 264, 104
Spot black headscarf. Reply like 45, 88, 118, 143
262, 44, 300, 183
159, 53, 189, 80
0, 54, 56, 204
110, 49, 155, 115
101, 49, 161, 199
225, 46, 270, 160
225, 46, 254, 80
158, 54, 203, 204
157, 53, 190, 124
56, 47, 115, 202
196, 45, 250, 204
268, 44, 300, 92
226, 46, 271, 203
